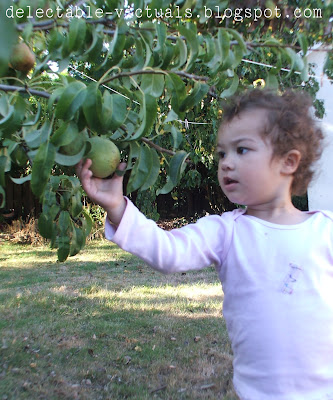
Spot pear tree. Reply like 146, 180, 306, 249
0, 0, 332, 260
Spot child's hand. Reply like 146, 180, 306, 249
76, 159, 127, 226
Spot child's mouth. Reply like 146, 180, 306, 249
223, 177, 238, 185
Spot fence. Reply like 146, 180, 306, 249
1, 177, 41, 221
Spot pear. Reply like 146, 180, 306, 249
9, 43, 36, 73
86, 137, 120, 178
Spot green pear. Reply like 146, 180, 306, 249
9, 43, 36, 73
86, 137, 120, 178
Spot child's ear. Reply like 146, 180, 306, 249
281, 150, 301, 175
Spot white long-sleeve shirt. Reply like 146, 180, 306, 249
105, 198, 333, 400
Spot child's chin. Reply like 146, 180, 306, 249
225, 194, 245, 205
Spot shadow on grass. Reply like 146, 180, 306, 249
0, 241, 236, 399
0, 292, 233, 400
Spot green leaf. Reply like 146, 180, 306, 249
178, 24, 199, 72
297, 32, 308, 56
57, 235, 70, 262
48, 30, 64, 52
218, 28, 230, 61
30, 142, 56, 198
141, 72, 165, 97
0, 95, 26, 138
24, 119, 53, 149
131, 38, 145, 70
0, 104, 14, 128
51, 121, 80, 147
138, 29, 153, 69
156, 21, 167, 51
102, 92, 128, 133
70, 192, 83, 218
220, 75, 239, 98
170, 126, 183, 149
169, 150, 189, 185
171, 37, 187, 69
157, 150, 189, 195
0, 155, 7, 187
10, 174, 31, 184
166, 73, 187, 114
165, 109, 179, 123
23, 102, 41, 126
63, 175, 81, 193
48, 87, 64, 113
55, 81, 87, 121
128, 141, 141, 162
201, 33, 215, 63
0, 0, 18, 77
265, 72, 279, 89
126, 94, 157, 141
160, 42, 175, 70
55, 145, 86, 167
156, 176, 174, 196
69, 226, 85, 257
109, 19, 127, 65
127, 145, 153, 193
85, 25, 104, 62
0, 185, 5, 208
22, 22, 33, 43
300, 56, 309, 82
284, 48, 297, 77
179, 82, 209, 113
225, 28, 247, 54
68, 18, 87, 53
59, 211, 71, 234
81, 209, 93, 237
38, 212, 54, 239
140, 148, 160, 191
82, 82, 104, 132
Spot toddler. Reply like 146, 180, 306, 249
77, 89, 333, 400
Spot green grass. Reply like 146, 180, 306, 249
0, 240, 237, 399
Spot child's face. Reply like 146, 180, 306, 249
217, 109, 289, 207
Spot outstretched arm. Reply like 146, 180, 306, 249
76, 159, 126, 226
106, 199, 227, 274
77, 159, 229, 274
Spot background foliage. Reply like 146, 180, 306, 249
0, 0, 332, 260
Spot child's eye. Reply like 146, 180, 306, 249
237, 147, 248, 155
217, 151, 225, 159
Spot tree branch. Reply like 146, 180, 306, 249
141, 138, 175, 157
16, 17, 115, 32
175, 71, 209, 82
141, 138, 192, 164
100, 69, 167, 85
0, 84, 51, 99
118, 125, 192, 164
100, 69, 209, 85
245, 41, 332, 52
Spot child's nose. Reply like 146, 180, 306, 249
220, 155, 234, 171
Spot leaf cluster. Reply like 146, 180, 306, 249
0, 0, 332, 259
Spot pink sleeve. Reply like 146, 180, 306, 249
105, 198, 232, 274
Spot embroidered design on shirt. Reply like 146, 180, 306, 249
281, 263, 303, 294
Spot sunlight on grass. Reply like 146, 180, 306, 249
73, 282, 223, 317
0, 241, 236, 400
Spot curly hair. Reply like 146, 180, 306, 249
220, 89, 325, 196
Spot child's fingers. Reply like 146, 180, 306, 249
76, 159, 91, 178
114, 162, 127, 177
118, 162, 127, 170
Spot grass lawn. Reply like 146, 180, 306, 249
0, 240, 237, 399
